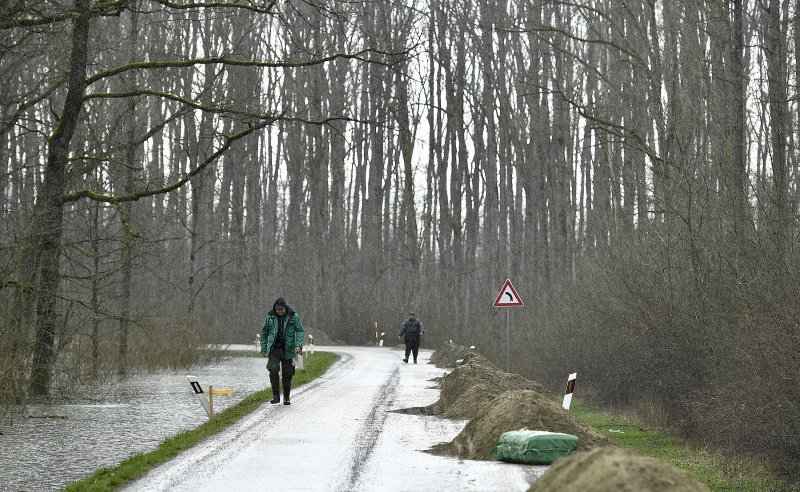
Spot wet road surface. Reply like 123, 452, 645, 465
124, 346, 546, 491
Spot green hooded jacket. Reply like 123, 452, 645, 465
260, 302, 304, 359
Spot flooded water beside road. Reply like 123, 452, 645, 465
0, 351, 269, 491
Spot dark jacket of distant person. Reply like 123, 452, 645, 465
399, 318, 423, 342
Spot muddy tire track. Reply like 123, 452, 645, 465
339, 366, 400, 491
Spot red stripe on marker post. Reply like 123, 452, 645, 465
562, 372, 577, 410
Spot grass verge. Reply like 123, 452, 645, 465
65, 351, 338, 492
571, 399, 796, 491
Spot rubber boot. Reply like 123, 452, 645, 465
269, 372, 281, 404
282, 378, 292, 405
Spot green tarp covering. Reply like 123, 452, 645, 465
495, 430, 579, 465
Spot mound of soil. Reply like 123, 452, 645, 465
306, 329, 335, 346
429, 341, 473, 368
528, 447, 710, 492
429, 389, 612, 460
442, 382, 494, 419
440, 354, 549, 419
397, 353, 548, 420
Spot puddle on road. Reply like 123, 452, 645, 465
0, 355, 270, 491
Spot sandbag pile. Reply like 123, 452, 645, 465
429, 389, 611, 460
496, 430, 580, 465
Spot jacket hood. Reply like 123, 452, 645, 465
269, 297, 295, 316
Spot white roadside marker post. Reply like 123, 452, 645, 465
309, 335, 315, 355
188, 375, 211, 417
379, 332, 385, 347
562, 372, 577, 410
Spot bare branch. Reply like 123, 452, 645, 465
0, 278, 33, 291
61, 117, 275, 204
83, 89, 369, 125
0, 1, 129, 29
84, 49, 405, 86
152, 0, 277, 14
0, 0, 275, 29
0, 76, 66, 135
0, 11, 73, 29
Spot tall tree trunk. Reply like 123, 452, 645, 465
710, 0, 749, 251
90, 196, 102, 379
307, 16, 328, 330
394, 59, 419, 272
764, 0, 790, 264
328, 45, 348, 327
28, 0, 91, 395
423, 0, 438, 277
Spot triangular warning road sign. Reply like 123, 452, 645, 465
493, 279, 524, 307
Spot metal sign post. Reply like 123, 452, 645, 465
493, 279, 524, 373
506, 309, 511, 373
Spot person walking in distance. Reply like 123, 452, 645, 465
398, 312, 424, 364
260, 297, 304, 405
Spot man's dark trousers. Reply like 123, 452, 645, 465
268, 349, 294, 399
404, 337, 420, 363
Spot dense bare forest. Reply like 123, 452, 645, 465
1, 0, 798, 470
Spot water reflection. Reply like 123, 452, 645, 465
0, 353, 268, 491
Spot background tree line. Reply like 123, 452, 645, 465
1, 0, 797, 470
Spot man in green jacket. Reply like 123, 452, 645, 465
260, 297, 304, 405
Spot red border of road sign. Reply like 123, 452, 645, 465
493, 279, 524, 307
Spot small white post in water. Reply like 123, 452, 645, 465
562, 372, 577, 410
